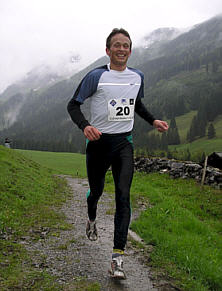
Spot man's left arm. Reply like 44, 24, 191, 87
135, 98, 168, 132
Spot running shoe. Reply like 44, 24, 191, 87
109, 255, 126, 279
86, 220, 98, 241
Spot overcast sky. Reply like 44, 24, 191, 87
0, 0, 222, 93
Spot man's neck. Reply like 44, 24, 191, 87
110, 63, 127, 71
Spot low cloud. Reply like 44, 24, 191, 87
0, 0, 221, 93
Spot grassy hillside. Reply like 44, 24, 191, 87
171, 113, 222, 156
2, 147, 222, 290
105, 171, 222, 291
214, 114, 222, 138
175, 113, 222, 142
16, 149, 87, 177
173, 114, 222, 155
0, 146, 71, 289
169, 137, 222, 155
148, 109, 222, 157
143, 63, 222, 153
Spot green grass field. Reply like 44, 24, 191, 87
175, 110, 197, 143
105, 171, 222, 291
213, 114, 222, 139
169, 137, 222, 156
131, 174, 222, 290
16, 149, 87, 177
0, 146, 98, 290
148, 111, 222, 156
172, 113, 222, 155
1, 147, 222, 290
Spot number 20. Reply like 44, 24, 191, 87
116, 106, 130, 116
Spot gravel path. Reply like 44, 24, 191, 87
26, 177, 178, 290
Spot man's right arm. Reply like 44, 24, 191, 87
67, 99, 90, 131
67, 99, 102, 140
67, 67, 106, 140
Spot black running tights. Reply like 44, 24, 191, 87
86, 134, 134, 251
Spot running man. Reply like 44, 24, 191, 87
67, 28, 168, 279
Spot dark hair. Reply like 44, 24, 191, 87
106, 28, 132, 50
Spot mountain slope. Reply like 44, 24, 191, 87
0, 16, 222, 154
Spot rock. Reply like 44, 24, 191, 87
134, 157, 222, 188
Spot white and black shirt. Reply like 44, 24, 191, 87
67, 64, 155, 134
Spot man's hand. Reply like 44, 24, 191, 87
153, 120, 169, 132
84, 125, 102, 141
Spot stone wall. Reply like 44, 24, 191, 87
134, 157, 222, 189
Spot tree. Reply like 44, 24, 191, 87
196, 101, 208, 137
160, 132, 168, 151
212, 61, 219, 73
207, 123, 216, 139
167, 117, 180, 145
187, 115, 197, 142
169, 117, 176, 129
186, 148, 191, 161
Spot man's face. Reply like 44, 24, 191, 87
106, 33, 131, 70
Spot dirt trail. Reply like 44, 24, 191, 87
27, 177, 177, 290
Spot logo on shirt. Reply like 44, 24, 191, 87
130, 99, 134, 105
121, 98, 127, 105
110, 100, 117, 107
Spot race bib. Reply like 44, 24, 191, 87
108, 98, 135, 121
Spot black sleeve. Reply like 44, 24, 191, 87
135, 98, 155, 125
67, 99, 90, 131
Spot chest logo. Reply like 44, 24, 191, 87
110, 99, 117, 107
121, 98, 127, 105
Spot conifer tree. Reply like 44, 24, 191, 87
186, 148, 191, 161
207, 123, 216, 139
167, 117, 180, 145
170, 117, 176, 128
187, 115, 197, 142
196, 101, 208, 137
160, 132, 168, 151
